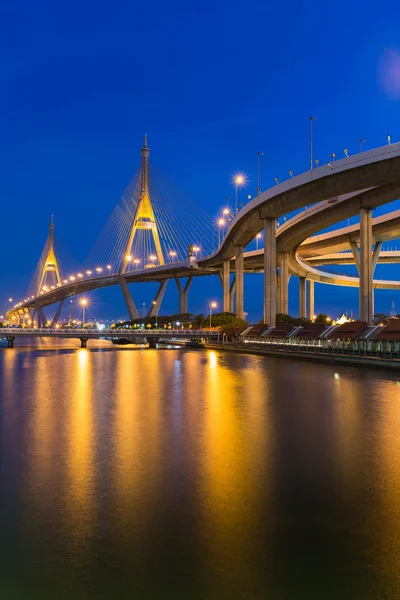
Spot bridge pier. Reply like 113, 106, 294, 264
359, 208, 373, 324
174, 276, 193, 314
307, 279, 315, 319
235, 246, 244, 319
80, 338, 88, 348
299, 277, 306, 318
222, 260, 230, 312
6, 336, 15, 348
148, 281, 168, 317
264, 218, 276, 326
279, 253, 289, 315
119, 278, 140, 320
35, 299, 47, 328
148, 338, 158, 348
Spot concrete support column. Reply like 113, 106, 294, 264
307, 279, 315, 319
235, 246, 244, 319
175, 276, 193, 314
299, 277, 306, 318
147, 281, 168, 317
264, 218, 277, 326
229, 278, 236, 313
50, 300, 64, 328
359, 208, 373, 324
7, 337, 15, 348
119, 277, 140, 320
80, 338, 88, 348
35, 300, 46, 328
279, 252, 289, 315
222, 260, 230, 312
277, 273, 281, 313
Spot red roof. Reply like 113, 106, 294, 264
296, 323, 326, 338
374, 319, 400, 341
329, 320, 368, 340
246, 323, 270, 337
265, 323, 295, 338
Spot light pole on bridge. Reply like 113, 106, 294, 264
81, 298, 87, 328
309, 116, 317, 171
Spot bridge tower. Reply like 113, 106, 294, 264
37, 215, 62, 295
120, 135, 164, 273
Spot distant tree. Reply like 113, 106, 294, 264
314, 313, 329, 324
276, 313, 311, 326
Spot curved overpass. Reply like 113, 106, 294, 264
7, 143, 400, 324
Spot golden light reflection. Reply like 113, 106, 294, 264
199, 351, 272, 595
65, 348, 95, 551
113, 350, 164, 544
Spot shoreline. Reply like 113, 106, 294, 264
206, 343, 400, 372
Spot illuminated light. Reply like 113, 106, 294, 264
78, 273, 83, 278
150, 255, 156, 261
86, 270, 92, 275
70, 276, 76, 281
334, 373, 340, 380
256, 233, 262, 239
234, 174, 245, 186
193, 246, 200, 252
126, 255, 132, 261
107, 265, 112, 270
218, 218, 225, 226
223, 208, 229, 215
134, 259, 140, 264
96, 267, 103, 273
63, 279, 68, 284
210, 301, 217, 309
51, 286, 55, 290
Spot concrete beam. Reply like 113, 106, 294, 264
264, 218, 276, 325
229, 277, 236, 313
372, 241, 383, 272
35, 299, 47, 328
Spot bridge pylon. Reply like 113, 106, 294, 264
36, 215, 62, 295
120, 135, 165, 273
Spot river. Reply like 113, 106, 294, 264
0, 340, 399, 598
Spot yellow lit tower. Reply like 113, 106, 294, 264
37, 215, 62, 295
120, 135, 165, 273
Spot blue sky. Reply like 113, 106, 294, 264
1, 0, 400, 322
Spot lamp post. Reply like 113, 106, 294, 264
134, 258, 140, 270
218, 218, 225, 246
257, 151, 264, 195
8, 298, 12, 312
209, 301, 217, 328
153, 300, 157, 328
256, 232, 262, 250
81, 298, 87, 328
360, 138, 366, 153
234, 175, 245, 214
309, 116, 317, 171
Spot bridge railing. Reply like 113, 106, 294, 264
0, 327, 220, 337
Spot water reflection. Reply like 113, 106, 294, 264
0, 347, 400, 598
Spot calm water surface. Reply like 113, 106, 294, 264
1, 340, 400, 599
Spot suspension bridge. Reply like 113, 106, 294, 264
5, 137, 400, 332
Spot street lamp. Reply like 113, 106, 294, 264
8, 298, 12, 312
256, 232, 262, 250
309, 116, 317, 171
134, 258, 140, 270
257, 151, 264, 195
169, 250, 177, 261
209, 301, 217, 328
152, 300, 158, 328
218, 218, 225, 245
233, 174, 246, 214
81, 298, 87, 328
